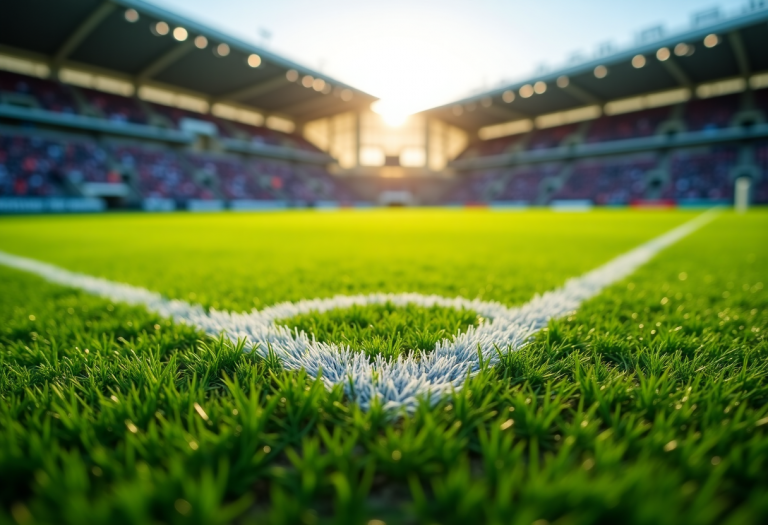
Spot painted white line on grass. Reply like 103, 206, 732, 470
0, 211, 717, 411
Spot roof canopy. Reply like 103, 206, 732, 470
422, 7, 768, 133
0, 0, 377, 123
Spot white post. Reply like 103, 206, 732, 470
735, 177, 751, 213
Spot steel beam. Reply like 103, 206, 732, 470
728, 30, 751, 77
275, 93, 335, 116
136, 40, 195, 80
660, 57, 692, 88
482, 104, 530, 121
53, 1, 116, 64
219, 76, 289, 102
296, 100, 361, 123
562, 82, 602, 105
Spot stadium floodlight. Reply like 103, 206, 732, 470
502, 90, 515, 103
656, 47, 671, 61
124, 9, 139, 23
703, 34, 719, 48
152, 21, 170, 36
312, 78, 326, 92
340, 89, 353, 101
632, 55, 646, 68
674, 43, 690, 56
302, 75, 314, 88
556, 75, 569, 88
247, 54, 262, 68
534, 81, 547, 94
215, 43, 230, 57
519, 84, 534, 98
594, 65, 608, 79
173, 27, 188, 42
194, 35, 208, 49
286, 69, 299, 82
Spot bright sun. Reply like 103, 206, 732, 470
371, 100, 410, 127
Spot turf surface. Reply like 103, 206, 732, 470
0, 209, 766, 525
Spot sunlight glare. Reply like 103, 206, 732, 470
371, 100, 410, 127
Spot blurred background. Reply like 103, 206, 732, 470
0, 0, 766, 211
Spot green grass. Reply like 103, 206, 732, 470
279, 303, 479, 360
0, 209, 766, 525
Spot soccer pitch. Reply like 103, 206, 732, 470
0, 209, 766, 524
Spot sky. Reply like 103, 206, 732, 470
150, 0, 749, 116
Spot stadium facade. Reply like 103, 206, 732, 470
1, 0, 767, 211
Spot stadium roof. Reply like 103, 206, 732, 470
0, 0, 377, 123
422, 5, 768, 133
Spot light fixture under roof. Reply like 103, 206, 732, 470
340, 89, 353, 102
312, 78, 326, 92
301, 75, 314, 88
656, 47, 671, 61
286, 69, 299, 82
152, 21, 169, 36
124, 9, 139, 23
674, 43, 690, 56
194, 36, 207, 49
247, 54, 261, 68
502, 90, 515, 103
534, 81, 547, 94
519, 84, 534, 98
594, 65, 608, 78
480, 96, 492, 108
173, 27, 188, 41
556, 76, 569, 88
215, 43, 230, 57
632, 55, 646, 68
703, 34, 719, 48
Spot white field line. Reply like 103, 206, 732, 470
0, 211, 717, 411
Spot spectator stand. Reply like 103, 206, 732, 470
550, 154, 656, 205
71, 86, 149, 125
587, 106, 671, 143
112, 143, 211, 203
0, 130, 130, 200
187, 152, 275, 202
0, 70, 77, 114
665, 145, 739, 202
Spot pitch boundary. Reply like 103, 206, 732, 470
0, 211, 718, 410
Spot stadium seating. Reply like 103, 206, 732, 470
187, 153, 276, 201
529, 124, 579, 150
684, 94, 741, 132
585, 107, 670, 143
449, 164, 563, 204
448, 91, 768, 206
496, 164, 561, 203
455, 134, 524, 160
113, 145, 212, 200
0, 134, 123, 197
78, 87, 148, 125
2, 66, 768, 208
0, 71, 78, 113
0, 70, 322, 150
551, 156, 654, 204
665, 147, 738, 201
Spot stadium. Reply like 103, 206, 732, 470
0, 0, 766, 524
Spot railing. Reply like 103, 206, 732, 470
451, 124, 768, 171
